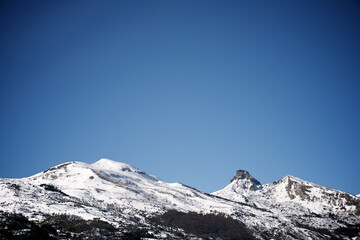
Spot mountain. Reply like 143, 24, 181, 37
214, 171, 360, 238
214, 171, 360, 216
0, 158, 359, 239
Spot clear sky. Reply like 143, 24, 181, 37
1, 0, 359, 195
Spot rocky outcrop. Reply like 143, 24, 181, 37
231, 170, 261, 185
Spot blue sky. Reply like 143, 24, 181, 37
1, 0, 359, 195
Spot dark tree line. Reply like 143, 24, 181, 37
150, 210, 255, 240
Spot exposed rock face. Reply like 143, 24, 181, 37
231, 170, 261, 185
284, 176, 312, 200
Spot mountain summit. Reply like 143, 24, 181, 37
231, 170, 260, 183
0, 159, 359, 239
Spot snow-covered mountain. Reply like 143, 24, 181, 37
214, 170, 359, 235
214, 170, 359, 217
0, 158, 359, 239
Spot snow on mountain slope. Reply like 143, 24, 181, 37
0, 159, 278, 230
9, 159, 219, 216
214, 170, 360, 230
0, 159, 359, 239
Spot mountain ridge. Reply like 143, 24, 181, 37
0, 158, 359, 239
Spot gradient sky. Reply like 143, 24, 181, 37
1, 0, 359, 195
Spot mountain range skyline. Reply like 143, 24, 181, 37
1, 158, 359, 239
2, 158, 359, 197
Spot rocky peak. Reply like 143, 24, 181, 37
231, 170, 261, 185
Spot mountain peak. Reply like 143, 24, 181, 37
92, 158, 134, 171
93, 158, 121, 165
91, 158, 160, 182
231, 170, 261, 185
